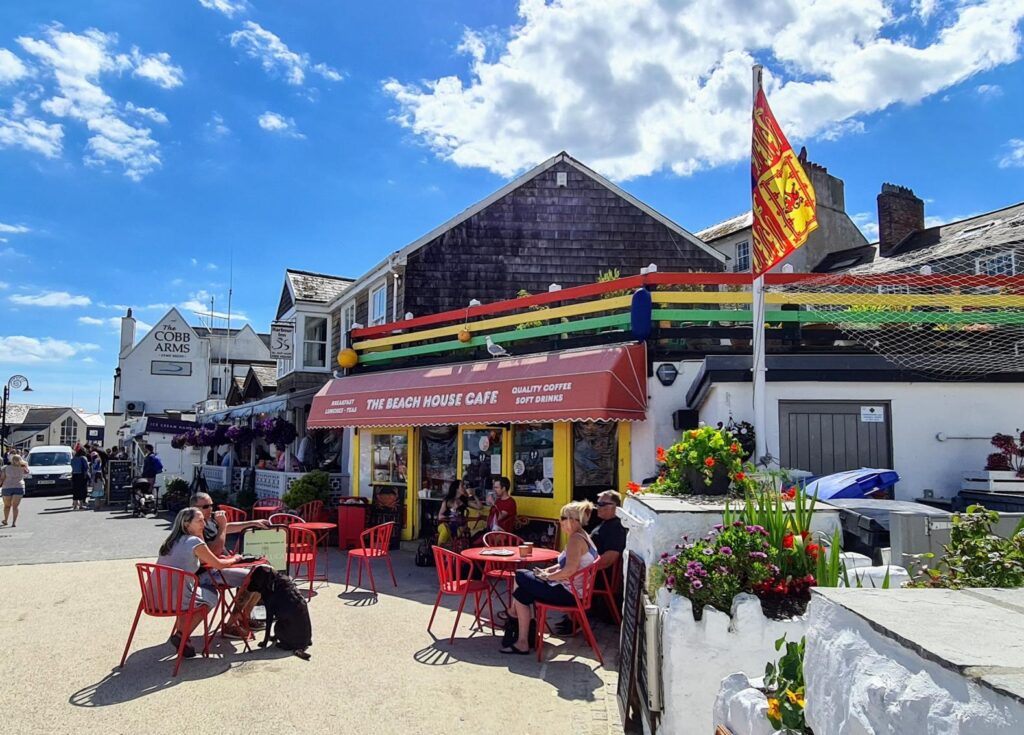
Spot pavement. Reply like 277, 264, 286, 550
0, 496, 627, 735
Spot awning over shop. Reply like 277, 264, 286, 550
200, 386, 320, 423
307, 343, 648, 429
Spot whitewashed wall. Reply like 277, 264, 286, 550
630, 360, 707, 482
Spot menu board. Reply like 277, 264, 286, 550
617, 552, 646, 725
107, 460, 133, 504
242, 529, 288, 571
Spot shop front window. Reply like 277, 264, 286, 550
512, 423, 554, 497
420, 426, 457, 498
370, 431, 408, 487
573, 422, 618, 502
303, 316, 328, 369
461, 427, 503, 503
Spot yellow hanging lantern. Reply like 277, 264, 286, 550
337, 348, 359, 369
458, 327, 472, 343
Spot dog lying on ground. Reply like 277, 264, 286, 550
246, 566, 312, 660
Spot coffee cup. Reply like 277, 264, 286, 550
518, 545, 529, 558
524, 542, 534, 557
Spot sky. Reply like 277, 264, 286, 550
0, 0, 1022, 410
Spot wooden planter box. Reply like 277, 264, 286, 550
961, 470, 1024, 493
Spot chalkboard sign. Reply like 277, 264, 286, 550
617, 551, 646, 724
107, 460, 134, 505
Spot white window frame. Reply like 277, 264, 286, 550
370, 283, 388, 326
975, 251, 1015, 277
734, 240, 751, 272
300, 313, 331, 372
342, 303, 356, 348
59, 416, 78, 446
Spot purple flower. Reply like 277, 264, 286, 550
720, 546, 733, 556
691, 579, 703, 590
661, 552, 670, 560
749, 551, 768, 559
666, 575, 676, 588
713, 523, 724, 531
732, 521, 745, 527
702, 547, 713, 556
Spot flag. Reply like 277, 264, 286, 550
750, 88, 817, 277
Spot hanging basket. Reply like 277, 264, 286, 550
685, 465, 731, 496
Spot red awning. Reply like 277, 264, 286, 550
307, 343, 648, 428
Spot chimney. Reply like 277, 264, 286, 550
877, 183, 924, 256
120, 308, 136, 356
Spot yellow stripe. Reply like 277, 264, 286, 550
651, 291, 752, 304
765, 293, 1024, 308
354, 295, 633, 350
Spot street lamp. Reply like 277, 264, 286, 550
1, 375, 32, 456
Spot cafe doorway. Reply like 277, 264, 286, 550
572, 422, 619, 503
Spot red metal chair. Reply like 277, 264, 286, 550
252, 498, 284, 521
269, 512, 304, 527
119, 563, 214, 676
286, 526, 319, 594
428, 546, 493, 644
296, 500, 324, 523
218, 504, 248, 523
534, 564, 603, 665
345, 522, 397, 595
593, 559, 623, 624
481, 531, 524, 611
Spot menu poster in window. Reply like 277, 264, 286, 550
513, 424, 554, 497
420, 426, 457, 496
461, 428, 502, 502
371, 432, 408, 485
574, 422, 618, 488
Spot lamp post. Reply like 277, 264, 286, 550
1, 375, 32, 457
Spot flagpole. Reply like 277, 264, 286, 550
751, 64, 768, 467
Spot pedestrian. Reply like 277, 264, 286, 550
70, 448, 90, 510
142, 443, 163, 499
1, 452, 30, 527
89, 451, 104, 503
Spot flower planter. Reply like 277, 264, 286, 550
656, 589, 808, 735
961, 469, 1024, 493
713, 673, 776, 735
686, 465, 731, 495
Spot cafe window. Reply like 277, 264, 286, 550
573, 422, 618, 502
370, 284, 388, 326
461, 427, 503, 503
370, 431, 408, 487
420, 426, 458, 498
512, 424, 554, 497
303, 316, 328, 369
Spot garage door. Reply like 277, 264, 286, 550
779, 401, 893, 475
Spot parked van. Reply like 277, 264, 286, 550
25, 445, 74, 495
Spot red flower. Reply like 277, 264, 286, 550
783, 533, 794, 549
773, 583, 787, 595
734, 472, 746, 481
704, 457, 715, 468
690, 430, 699, 439
656, 446, 667, 463
627, 481, 641, 495
782, 487, 796, 500
806, 543, 820, 560
730, 442, 740, 453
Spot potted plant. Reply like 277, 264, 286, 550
282, 469, 329, 510
649, 424, 755, 496
162, 478, 190, 512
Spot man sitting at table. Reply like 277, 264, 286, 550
487, 476, 517, 534
555, 489, 627, 634
191, 492, 272, 637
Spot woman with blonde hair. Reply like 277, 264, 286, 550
500, 500, 599, 655
1, 452, 31, 527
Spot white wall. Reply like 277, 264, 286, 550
117, 309, 209, 414
630, 361, 706, 482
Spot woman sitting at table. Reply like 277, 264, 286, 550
157, 507, 245, 659
437, 480, 481, 545
500, 500, 598, 655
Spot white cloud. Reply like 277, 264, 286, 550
77, 316, 105, 325
0, 336, 99, 363
0, 222, 30, 234
205, 262, 218, 270
9, 25, 183, 180
257, 111, 304, 138
198, 0, 248, 18
851, 212, 879, 241
384, 0, 1024, 180
0, 48, 28, 84
913, 0, 939, 21
11, 291, 91, 307
181, 289, 248, 322
229, 21, 342, 86
976, 83, 1003, 97
190, 257, 198, 266
79, 315, 154, 332
998, 138, 1024, 169
205, 112, 230, 138
125, 102, 168, 124
0, 282, 8, 290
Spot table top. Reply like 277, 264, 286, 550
293, 522, 337, 531
461, 545, 559, 564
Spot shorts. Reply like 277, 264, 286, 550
199, 566, 253, 589
159, 583, 218, 611
2, 488, 25, 497
512, 570, 576, 607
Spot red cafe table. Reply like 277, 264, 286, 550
461, 545, 560, 620
292, 522, 337, 582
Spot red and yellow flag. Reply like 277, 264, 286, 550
750, 88, 817, 277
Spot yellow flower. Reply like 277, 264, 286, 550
786, 689, 805, 708
767, 697, 780, 720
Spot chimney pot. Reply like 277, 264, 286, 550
877, 183, 925, 256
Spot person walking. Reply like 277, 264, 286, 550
141, 443, 163, 500
70, 448, 90, 510
1, 452, 30, 527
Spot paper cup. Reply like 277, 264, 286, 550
518, 545, 529, 558
524, 542, 534, 556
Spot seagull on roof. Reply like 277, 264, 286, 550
485, 336, 509, 358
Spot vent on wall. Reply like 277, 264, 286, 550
556, 171, 568, 187
125, 401, 146, 415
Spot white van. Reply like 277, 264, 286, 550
25, 445, 74, 495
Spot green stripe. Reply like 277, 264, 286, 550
768, 310, 1024, 325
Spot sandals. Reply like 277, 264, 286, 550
169, 633, 196, 658
499, 646, 531, 655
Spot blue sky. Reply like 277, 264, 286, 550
0, 0, 1022, 409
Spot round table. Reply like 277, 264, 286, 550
293, 522, 336, 582
461, 546, 560, 617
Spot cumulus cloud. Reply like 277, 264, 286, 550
198, 0, 248, 18
205, 112, 230, 138
79, 315, 153, 331
998, 138, 1024, 169
10, 291, 91, 307
976, 83, 1003, 97
77, 316, 105, 325
257, 111, 304, 138
851, 213, 879, 241
6, 25, 183, 180
181, 289, 248, 322
0, 48, 29, 83
384, 0, 1024, 180
0, 222, 30, 234
229, 21, 343, 86
0, 336, 99, 363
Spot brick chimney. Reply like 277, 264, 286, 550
877, 183, 924, 256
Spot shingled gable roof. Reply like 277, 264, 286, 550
695, 211, 754, 242
327, 150, 725, 309
277, 270, 355, 319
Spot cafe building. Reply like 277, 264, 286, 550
307, 343, 647, 543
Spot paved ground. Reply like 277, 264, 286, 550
0, 497, 627, 734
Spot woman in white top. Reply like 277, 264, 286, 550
1, 452, 30, 527
500, 500, 599, 655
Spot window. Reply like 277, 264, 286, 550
370, 284, 388, 326
343, 303, 356, 348
303, 316, 328, 369
976, 252, 1015, 277
59, 417, 78, 446
877, 284, 910, 295
735, 240, 751, 272
210, 377, 222, 396
512, 424, 554, 497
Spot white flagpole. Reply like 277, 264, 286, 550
751, 65, 768, 467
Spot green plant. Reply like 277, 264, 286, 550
649, 425, 755, 495
597, 268, 628, 298
282, 470, 330, 510
814, 528, 844, 587
162, 478, 190, 510
658, 522, 778, 618
514, 288, 548, 330
764, 635, 810, 733
907, 505, 1024, 588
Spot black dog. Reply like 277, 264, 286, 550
246, 566, 312, 660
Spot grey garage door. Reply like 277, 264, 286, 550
779, 401, 893, 475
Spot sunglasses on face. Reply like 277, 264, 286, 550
597, 502, 616, 507
196, 503, 213, 509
